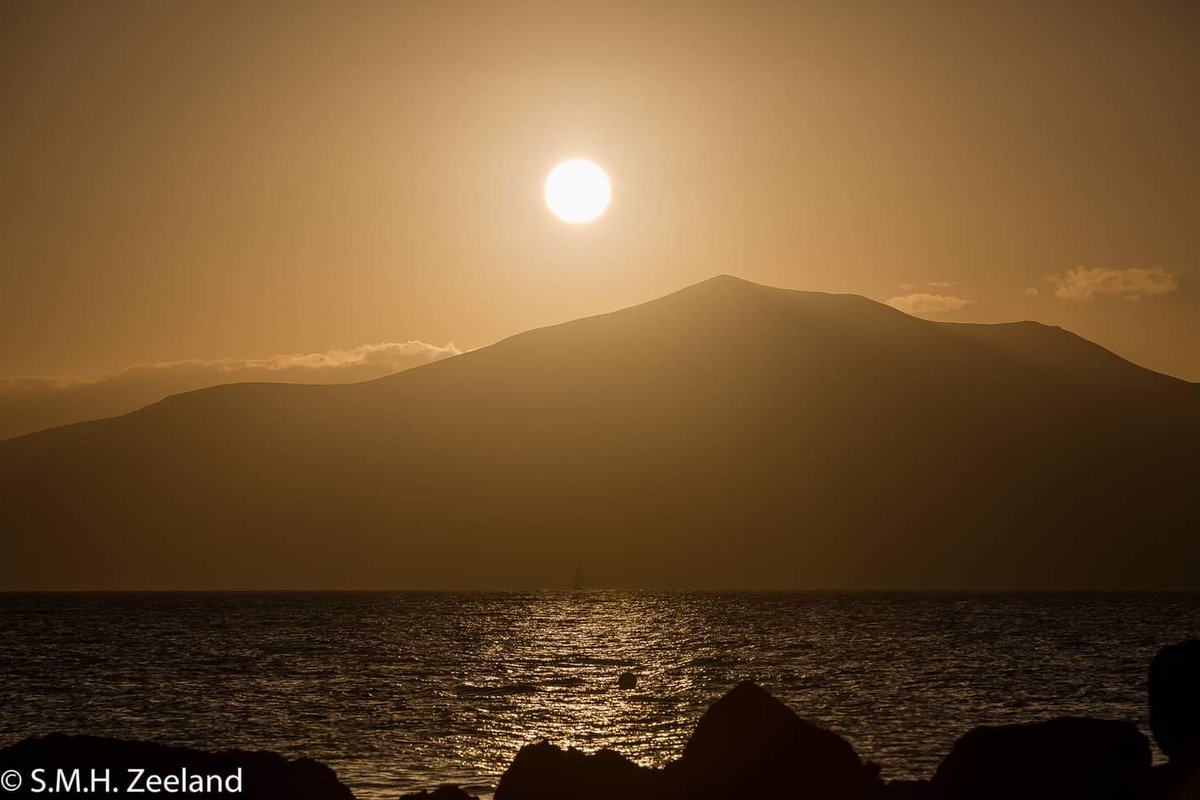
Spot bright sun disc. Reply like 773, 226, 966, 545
544, 159, 611, 223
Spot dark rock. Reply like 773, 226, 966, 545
1149, 640, 1200, 761
399, 787, 480, 800
1149, 641, 1200, 799
0, 733, 356, 799
494, 740, 658, 800
1151, 642, 1200, 759
928, 717, 1151, 800
618, 672, 638, 690
672, 681, 883, 800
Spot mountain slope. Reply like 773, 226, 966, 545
2, 276, 1197, 589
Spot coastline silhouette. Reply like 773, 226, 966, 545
2, 277, 1197, 591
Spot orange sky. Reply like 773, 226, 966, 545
2, 0, 1197, 382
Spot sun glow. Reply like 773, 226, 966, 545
544, 159, 611, 224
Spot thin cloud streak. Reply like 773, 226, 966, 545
0, 341, 460, 441
886, 293, 969, 314
1049, 266, 1178, 302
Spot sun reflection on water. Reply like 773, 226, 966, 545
2, 591, 1196, 800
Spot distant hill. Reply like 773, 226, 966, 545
0, 341, 458, 441
2, 276, 1196, 589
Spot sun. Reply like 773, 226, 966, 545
544, 159, 611, 224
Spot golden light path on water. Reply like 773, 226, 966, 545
370, 592, 1182, 797
2, 592, 1195, 799
431, 592, 710, 785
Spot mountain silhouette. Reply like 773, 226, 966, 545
2, 276, 1197, 589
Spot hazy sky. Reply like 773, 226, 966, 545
2, 0, 1197, 383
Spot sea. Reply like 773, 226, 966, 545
1, 591, 1196, 798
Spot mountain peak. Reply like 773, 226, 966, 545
1, 274, 1196, 590
664, 273, 847, 305
696, 273, 760, 287
666, 274, 770, 299
644, 274, 907, 331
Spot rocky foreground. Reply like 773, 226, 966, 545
3, 642, 1198, 800
413, 639, 1200, 800
408, 681, 1195, 800
0, 733, 354, 798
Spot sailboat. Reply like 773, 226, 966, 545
572, 562, 586, 591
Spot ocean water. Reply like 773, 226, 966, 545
0, 591, 1196, 798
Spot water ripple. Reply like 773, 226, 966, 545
1, 591, 1196, 798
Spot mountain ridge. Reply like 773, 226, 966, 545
2, 275, 1196, 590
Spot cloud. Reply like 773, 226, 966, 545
1048, 266, 1178, 302
166, 341, 460, 377
0, 341, 460, 441
1024, 287, 1040, 297
928, 281, 956, 288
886, 293, 969, 314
